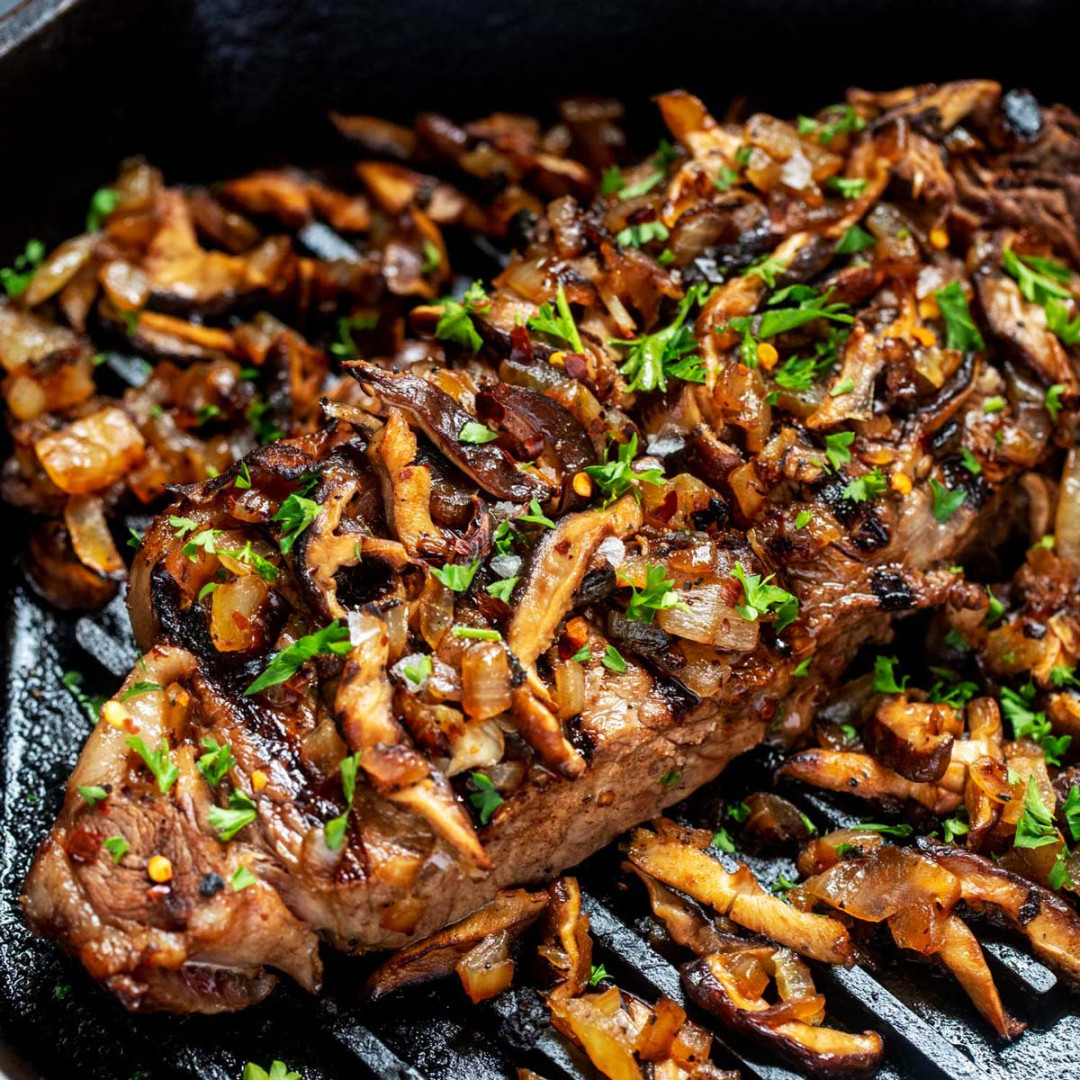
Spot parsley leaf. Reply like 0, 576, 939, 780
197, 737, 236, 788
873, 655, 909, 695
659, 769, 681, 787
401, 654, 433, 689
435, 281, 489, 354
836, 225, 876, 254
712, 827, 736, 853
731, 561, 799, 632
1051, 665, 1080, 690
935, 282, 986, 353
459, 421, 499, 444
727, 285, 853, 343
960, 447, 982, 476
517, 499, 556, 528
823, 430, 855, 471
584, 434, 665, 504
103, 836, 128, 864
325, 752, 362, 850
61, 670, 106, 725
600, 167, 625, 195
272, 492, 322, 555
746, 254, 788, 289
118, 681, 164, 702
618, 140, 678, 200
621, 564, 688, 624
242, 1061, 301, 1080
469, 772, 504, 824
855, 822, 913, 837
528, 282, 584, 353
1002, 249, 1073, 305
930, 478, 966, 523
1045, 297, 1080, 345
431, 560, 481, 592
126, 736, 180, 794
773, 330, 844, 391
86, 187, 121, 232
1062, 785, 1080, 843
616, 220, 670, 248
245, 622, 352, 696
827, 177, 869, 199
232, 866, 258, 892
1014, 777, 1060, 849
1, 238, 45, 298
799, 104, 866, 145
609, 283, 711, 392
486, 576, 519, 602
588, 963, 609, 987
843, 467, 887, 503
451, 626, 502, 641
208, 788, 258, 842
234, 461, 252, 490
942, 817, 969, 843
77, 785, 108, 808
602, 645, 627, 673
1045, 383, 1066, 422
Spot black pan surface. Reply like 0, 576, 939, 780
2, 2, 1080, 1077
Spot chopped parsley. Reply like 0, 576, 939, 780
873, 655, 909, 695
1002, 249, 1073, 306
659, 769, 681, 787
458, 421, 499, 444
1045, 297, 1080, 345
600, 167, 625, 195
86, 187, 121, 231
234, 461, 252, 490
602, 645, 627, 673
571, 645, 592, 663
942, 817, 970, 843
1045, 383, 1066, 422
584, 434, 665, 504
324, 752, 362, 850
1051, 665, 1080, 690
930, 478, 966, 523
855, 822, 913, 838
401, 654, 433, 688
793, 658, 812, 677
731, 561, 798, 631
118, 681, 164, 702
232, 866, 258, 892
618, 140, 678, 200
610, 282, 711, 392
528, 282, 584, 353
795, 509, 813, 529
485, 577, 518, 602
469, 772, 504, 824
431, 559, 480, 592
830, 376, 856, 397
493, 519, 518, 555
960, 447, 982, 476
984, 586, 1005, 626
835, 225, 876, 254
798, 104, 865, 145
61, 670, 106, 725
621, 564, 688, 624
1, 238, 45, 298
823, 430, 855, 471
983, 396, 1007, 414
102, 836, 128, 864
616, 220, 670, 248
77, 785, 108, 808
329, 312, 378, 359
435, 281, 489, 354
1014, 777, 1060, 849
588, 963, 610, 987
746, 254, 788, 289
773, 331, 843, 391
245, 622, 352, 696
828, 177, 869, 199
1062, 785, 1080, 843
712, 827, 736, 853
208, 788, 258, 841
246, 398, 286, 445
126, 736, 180, 794
727, 801, 751, 824
451, 626, 502, 641
928, 667, 979, 709
197, 737, 236, 788
843, 467, 887, 502
517, 499, 556, 528
935, 282, 986, 353
272, 492, 322, 554
242, 1061, 301, 1080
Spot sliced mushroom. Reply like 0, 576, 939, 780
364, 888, 547, 1000
537, 876, 593, 1001
682, 953, 883, 1079
625, 823, 852, 964
335, 609, 487, 866
864, 695, 958, 782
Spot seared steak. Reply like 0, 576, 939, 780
22, 79, 1080, 1011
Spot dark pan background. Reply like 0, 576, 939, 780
2, 1, 1080, 1078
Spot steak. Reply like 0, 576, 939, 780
22, 79, 1079, 1011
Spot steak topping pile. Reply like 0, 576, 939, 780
11, 79, 1080, 1051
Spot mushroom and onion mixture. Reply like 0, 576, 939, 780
12, 79, 1080, 1075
